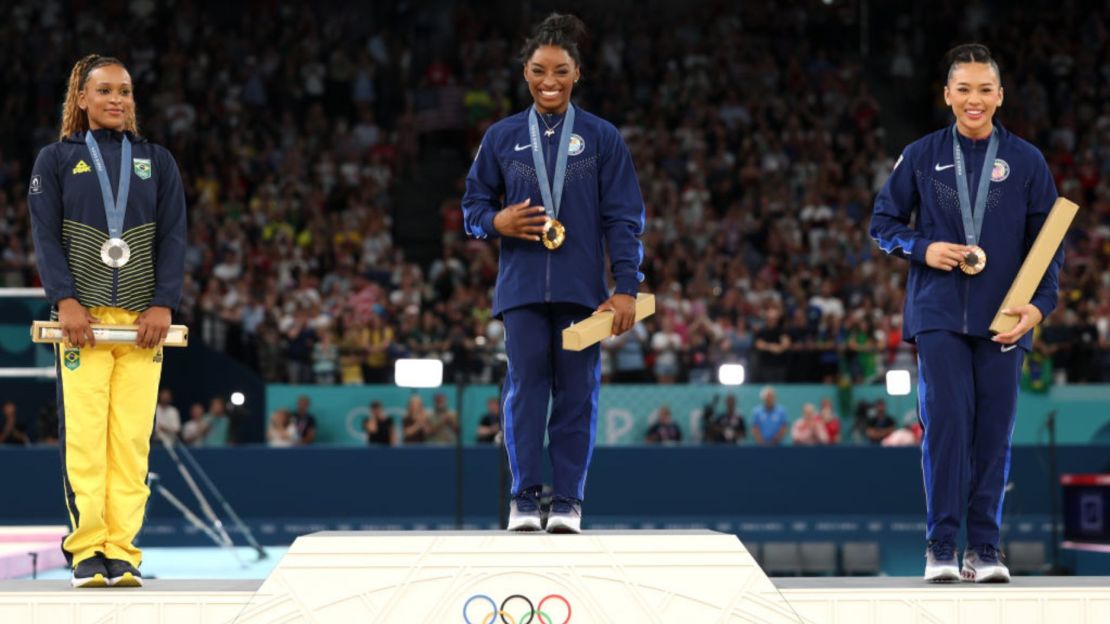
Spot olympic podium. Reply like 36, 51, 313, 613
0, 531, 1108, 623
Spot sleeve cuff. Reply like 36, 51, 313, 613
910, 237, 934, 265
50, 291, 78, 306
614, 273, 642, 297
149, 297, 180, 312
1031, 296, 1056, 321
479, 212, 499, 239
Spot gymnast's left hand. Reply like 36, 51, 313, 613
136, 306, 172, 349
992, 304, 1043, 345
595, 294, 636, 336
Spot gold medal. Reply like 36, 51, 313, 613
959, 245, 987, 275
542, 218, 566, 250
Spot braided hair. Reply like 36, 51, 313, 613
945, 43, 1002, 86
59, 54, 140, 139
519, 13, 588, 68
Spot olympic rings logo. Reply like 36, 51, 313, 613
462, 594, 572, 624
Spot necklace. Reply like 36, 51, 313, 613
540, 114, 563, 137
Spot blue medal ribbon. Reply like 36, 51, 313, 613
951, 124, 998, 248
84, 130, 132, 240
527, 103, 575, 220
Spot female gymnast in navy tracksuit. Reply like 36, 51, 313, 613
871, 44, 1063, 583
462, 13, 645, 534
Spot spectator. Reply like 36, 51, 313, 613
865, 399, 897, 445
651, 316, 684, 384
153, 389, 181, 442
819, 397, 842, 444
36, 401, 58, 445
266, 408, 299, 448
0, 2, 1102, 391
751, 386, 788, 447
284, 307, 318, 384
203, 398, 230, 446
427, 393, 459, 445
312, 330, 340, 385
791, 403, 831, 446
754, 307, 791, 383
646, 405, 683, 444
609, 322, 650, 382
362, 312, 394, 384
702, 394, 746, 444
365, 401, 397, 446
181, 403, 209, 447
882, 413, 924, 447
476, 397, 502, 444
402, 394, 431, 444
0, 401, 28, 446
292, 395, 318, 445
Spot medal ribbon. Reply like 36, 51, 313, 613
951, 125, 998, 248
85, 130, 131, 240
528, 103, 575, 220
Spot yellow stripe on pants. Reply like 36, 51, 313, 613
59, 306, 164, 568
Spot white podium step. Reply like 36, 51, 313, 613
0, 532, 1107, 623
237, 530, 797, 623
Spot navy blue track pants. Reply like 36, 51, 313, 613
501, 302, 601, 501
916, 330, 1024, 548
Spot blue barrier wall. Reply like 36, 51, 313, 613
4, 445, 1107, 575
4, 445, 1107, 523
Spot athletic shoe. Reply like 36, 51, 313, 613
104, 558, 143, 587
962, 544, 1010, 583
545, 496, 582, 534
924, 540, 959, 583
507, 486, 543, 531
71, 556, 108, 588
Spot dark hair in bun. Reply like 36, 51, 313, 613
519, 12, 588, 67
945, 43, 1001, 85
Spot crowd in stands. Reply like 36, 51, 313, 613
1, 1, 1108, 394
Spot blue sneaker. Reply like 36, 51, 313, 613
962, 544, 1010, 583
545, 496, 582, 534
924, 540, 959, 583
507, 486, 543, 531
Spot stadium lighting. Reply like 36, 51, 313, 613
718, 364, 745, 386
886, 370, 912, 396
230, 392, 246, 406
395, 358, 444, 388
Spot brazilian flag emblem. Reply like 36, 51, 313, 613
133, 158, 152, 180
63, 348, 80, 371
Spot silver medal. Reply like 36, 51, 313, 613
101, 238, 131, 268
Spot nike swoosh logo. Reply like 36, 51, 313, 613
935, 163, 955, 171
514, 143, 532, 151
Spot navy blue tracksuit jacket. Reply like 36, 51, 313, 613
462, 105, 645, 501
871, 123, 1063, 547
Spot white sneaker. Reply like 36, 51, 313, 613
962, 545, 1010, 583
507, 487, 542, 532
924, 540, 959, 583
545, 496, 582, 534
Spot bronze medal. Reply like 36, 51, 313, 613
542, 218, 566, 250
959, 245, 987, 275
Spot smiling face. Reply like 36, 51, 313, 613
78, 64, 133, 131
944, 62, 1003, 139
523, 45, 579, 114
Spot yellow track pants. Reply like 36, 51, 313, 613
58, 306, 163, 568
